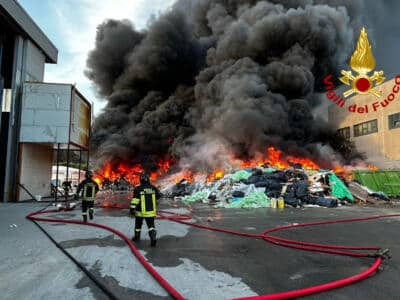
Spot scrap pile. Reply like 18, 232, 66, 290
163, 166, 382, 208
100, 177, 132, 192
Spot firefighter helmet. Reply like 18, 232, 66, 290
140, 172, 150, 184
85, 170, 93, 179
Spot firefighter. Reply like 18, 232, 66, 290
76, 170, 99, 222
62, 181, 72, 196
130, 172, 161, 247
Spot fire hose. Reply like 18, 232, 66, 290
26, 208, 400, 300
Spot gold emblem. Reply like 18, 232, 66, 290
340, 27, 385, 98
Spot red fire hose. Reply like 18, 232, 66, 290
27, 208, 400, 300
27, 209, 185, 300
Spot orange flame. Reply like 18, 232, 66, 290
94, 147, 324, 186
205, 147, 320, 182
93, 177, 101, 185
206, 169, 224, 182
238, 147, 319, 171
368, 164, 378, 171
332, 165, 354, 181
333, 165, 344, 174
94, 159, 171, 187
286, 156, 319, 170
174, 170, 194, 183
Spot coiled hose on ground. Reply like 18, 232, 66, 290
27, 208, 399, 300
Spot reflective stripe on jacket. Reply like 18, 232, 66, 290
131, 187, 157, 217
83, 183, 96, 201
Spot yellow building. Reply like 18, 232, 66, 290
328, 77, 400, 169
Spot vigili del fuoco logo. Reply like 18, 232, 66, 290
323, 27, 400, 113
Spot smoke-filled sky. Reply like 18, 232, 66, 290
19, 0, 400, 171
84, 0, 400, 171
19, 0, 400, 116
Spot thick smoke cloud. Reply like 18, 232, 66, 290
87, 0, 366, 171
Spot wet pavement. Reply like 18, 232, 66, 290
1, 200, 400, 299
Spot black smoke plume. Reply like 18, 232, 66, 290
86, 0, 366, 172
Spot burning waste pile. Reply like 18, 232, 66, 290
162, 148, 354, 209
85, 0, 394, 209
161, 149, 391, 209
94, 146, 391, 209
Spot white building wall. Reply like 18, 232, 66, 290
20, 83, 71, 143
24, 40, 45, 81
18, 143, 53, 201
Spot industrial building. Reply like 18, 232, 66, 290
1, 0, 91, 201
329, 77, 400, 169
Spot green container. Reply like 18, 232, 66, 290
352, 170, 400, 197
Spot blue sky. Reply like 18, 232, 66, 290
18, 0, 175, 115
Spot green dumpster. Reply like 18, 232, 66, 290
352, 170, 400, 197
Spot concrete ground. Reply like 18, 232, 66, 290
1, 200, 399, 300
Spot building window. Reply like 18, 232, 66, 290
388, 113, 400, 130
353, 119, 378, 137
337, 127, 350, 139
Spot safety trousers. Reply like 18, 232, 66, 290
134, 216, 156, 246
134, 217, 155, 232
82, 200, 94, 222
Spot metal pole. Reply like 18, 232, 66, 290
0, 35, 4, 146
0, 76, 3, 143
87, 100, 92, 172
0, 34, 4, 113
78, 149, 82, 183
3, 37, 26, 202
65, 143, 70, 204
86, 149, 89, 171
55, 143, 60, 202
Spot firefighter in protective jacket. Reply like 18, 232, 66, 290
130, 172, 161, 247
76, 171, 99, 222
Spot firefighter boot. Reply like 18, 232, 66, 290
149, 229, 157, 247
83, 214, 87, 222
132, 230, 141, 242
89, 208, 94, 220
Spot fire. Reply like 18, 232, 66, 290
332, 164, 379, 181
206, 169, 225, 182
104, 163, 111, 178
158, 159, 171, 173
240, 160, 255, 168
94, 146, 324, 187
332, 165, 355, 181
205, 147, 321, 183
265, 147, 290, 169
174, 170, 194, 183
333, 165, 344, 174
239, 147, 319, 171
286, 156, 319, 170
94, 159, 171, 187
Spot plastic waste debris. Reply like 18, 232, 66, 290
182, 190, 210, 202
328, 173, 354, 202
218, 192, 271, 208
163, 163, 362, 209
232, 191, 245, 198
231, 170, 252, 182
